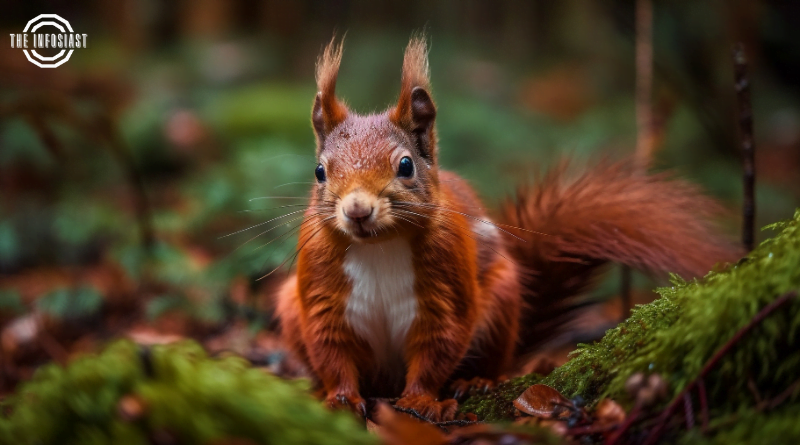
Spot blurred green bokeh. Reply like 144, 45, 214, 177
1, 1, 798, 324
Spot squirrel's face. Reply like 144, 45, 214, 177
313, 115, 438, 242
309, 36, 439, 243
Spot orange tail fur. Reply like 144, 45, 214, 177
499, 161, 742, 353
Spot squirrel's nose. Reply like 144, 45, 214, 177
343, 202, 373, 223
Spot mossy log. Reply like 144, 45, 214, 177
462, 210, 800, 442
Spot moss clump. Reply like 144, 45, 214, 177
459, 373, 544, 421
464, 209, 800, 428
541, 295, 682, 405
677, 405, 800, 445
0, 341, 376, 445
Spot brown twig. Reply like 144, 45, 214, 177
732, 43, 756, 252
697, 379, 709, 432
643, 290, 797, 445
682, 393, 694, 430
605, 402, 641, 445
620, 0, 655, 320
390, 405, 480, 432
764, 377, 800, 410
635, 0, 654, 165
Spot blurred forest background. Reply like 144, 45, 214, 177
1, 0, 799, 395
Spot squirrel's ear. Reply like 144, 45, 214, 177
390, 35, 437, 160
312, 37, 348, 151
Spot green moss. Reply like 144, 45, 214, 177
541, 294, 683, 403
459, 373, 544, 422
463, 209, 800, 435
678, 405, 800, 445
0, 341, 376, 445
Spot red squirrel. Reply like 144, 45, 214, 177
275, 36, 738, 421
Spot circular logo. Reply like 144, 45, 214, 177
12, 14, 87, 68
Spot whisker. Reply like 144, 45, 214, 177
259, 153, 318, 164
248, 196, 315, 202
392, 208, 489, 240
326, 189, 342, 201
236, 203, 333, 214
258, 216, 335, 280
274, 182, 316, 189
391, 208, 517, 265
232, 212, 330, 253
285, 215, 338, 273
394, 202, 539, 241
377, 178, 394, 199
219, 207, 332, 239
250, 214, 330, 254
391, 213, 424, 229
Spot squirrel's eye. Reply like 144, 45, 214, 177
397, 156, 414, 178
315, 164, 326, 182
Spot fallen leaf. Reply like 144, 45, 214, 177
513, 384, 573, 419
595, 398, 626, 425
118, 394, 147, 422
373, 402, 447, 445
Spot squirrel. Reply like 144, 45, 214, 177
275, 35, 739, 421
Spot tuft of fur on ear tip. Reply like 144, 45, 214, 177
316, 36, 345, 100
400, 34, 431, 94
312, 36, 348, 145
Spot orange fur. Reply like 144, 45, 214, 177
499, 161, 742, 354
275, 36, 741, 421
390, 35, 431, 128
313, 37, 348, 147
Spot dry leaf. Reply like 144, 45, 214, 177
118, 394, 146, 422
373, 403, 447, 445
512, 384, 573, 419
594, 399, 626, 425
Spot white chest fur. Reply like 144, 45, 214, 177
343, 238, 417, 367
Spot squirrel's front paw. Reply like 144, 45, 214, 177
326, 392, 367, 417
450, 377, 496, 401
395, 394, 458, 421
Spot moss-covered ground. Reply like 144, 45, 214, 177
0, 341, 376, 445
462, 209, 800, 442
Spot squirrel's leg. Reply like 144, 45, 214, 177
275, 275, 313, 372
302, 291, 371, 416
398, 283, 477, 421
451, 260, 521, 400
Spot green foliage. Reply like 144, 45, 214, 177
464, 209, 800, 433
36, 287, 104, 320
678, 405, 800, 445
0, 220, 19, 263
0, 341, 377, 445
0, 289, 25, 316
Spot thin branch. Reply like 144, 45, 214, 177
635, 0, 655, 165
390, 405, 480, 432
605, 402, 641, 445
733, 43, 756, 252
698, 379, 709, 432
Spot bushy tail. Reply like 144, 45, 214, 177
499, 161, 741, 353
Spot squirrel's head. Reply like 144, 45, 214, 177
310, 35, 439, 242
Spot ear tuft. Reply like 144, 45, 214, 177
391, 35, 437, 159
312, 36, 348, 150
316, 36, 345, 99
